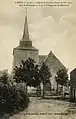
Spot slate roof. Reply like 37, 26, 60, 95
14, 45, 38, 51
39, 51, 66, 73
39, 55, 47, 64
70, 68, 76, 74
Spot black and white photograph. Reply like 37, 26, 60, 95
0, 0, 76, 119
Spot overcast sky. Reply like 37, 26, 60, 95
0, 0, 76, 72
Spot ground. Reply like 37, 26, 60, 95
8, 97, 76, 119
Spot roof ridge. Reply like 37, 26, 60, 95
43, 50, 52, 62
43, 51, 66, 69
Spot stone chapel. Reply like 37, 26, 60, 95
13, 12, 65, 90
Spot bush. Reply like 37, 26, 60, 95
0, 82, 29, 115
0, 70, 29, 116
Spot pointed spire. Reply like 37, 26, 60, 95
20, 8, 32, 47
22, 8, 29, 40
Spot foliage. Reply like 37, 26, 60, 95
55, 68, 68, 86
39, 62, 51, 83
39, 62, 51, 97
14, 59, 52, 98
0, 83, 29, 115
0, 70, 29, 116
0, 69, 8, 84
14, 58, 41, 87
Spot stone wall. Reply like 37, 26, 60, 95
44, 52, 65, 90
13, 48, 39, 69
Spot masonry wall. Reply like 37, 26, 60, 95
44, 53, 65, 90
13, 48, 39, 69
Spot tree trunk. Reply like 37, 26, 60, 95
25, 84, 28, 94
70, 87, 73, 101
61, 85, 64, 97
74, 89, 75, 101
36, 85, 41, 99
42, 81, 45, 98
56, 82, 58, 94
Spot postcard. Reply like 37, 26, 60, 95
0, 0, 76, 119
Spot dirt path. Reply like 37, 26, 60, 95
9, 97, 76, 119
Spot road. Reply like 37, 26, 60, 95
9, 97, 76, 119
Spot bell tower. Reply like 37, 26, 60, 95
13, 9, 39, 69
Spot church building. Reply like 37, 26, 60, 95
13, 13, 65, 90
13, 14, 39, 69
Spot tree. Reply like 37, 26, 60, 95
0, 69, 8, 84
55, 68, 68, 95
39, 62, 51, 98
13, 58, 41, 93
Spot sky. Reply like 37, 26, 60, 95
0, 0, 76, 73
